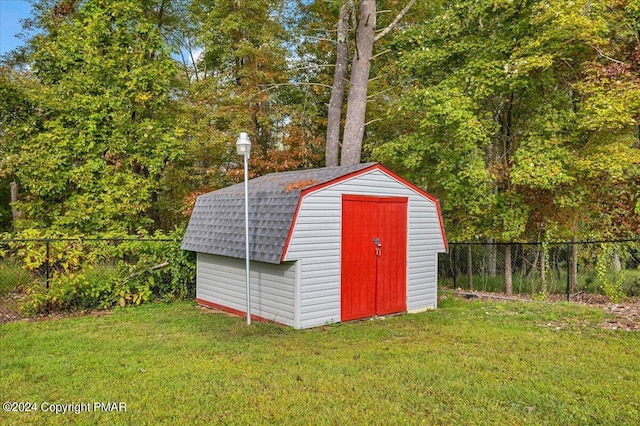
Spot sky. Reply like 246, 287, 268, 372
0, 0, 33, 55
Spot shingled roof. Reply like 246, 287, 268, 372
181, 162, 377, 264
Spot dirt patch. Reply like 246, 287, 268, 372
561, 292, 640, 331
198, 305, 235, 316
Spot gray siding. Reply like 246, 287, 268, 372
196, 253, 297, 327
406, 252, 438, 312
284, 169, 446, 329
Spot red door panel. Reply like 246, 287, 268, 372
376, 199, 407, 315
341, 197, 378, 321
341, 195, 407, 321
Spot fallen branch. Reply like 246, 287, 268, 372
127, 261, 170, 279
454, 291, 528, 302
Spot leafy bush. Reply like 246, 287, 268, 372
616, 270, 640, 298
22, 266, 119, 315
8, 228, 196, 316
595, 245, 626, 302
21, 251, 195, 315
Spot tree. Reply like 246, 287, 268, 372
182, 0, 323, 191
376, 0, 638, 236
325, 0, 352, 167
322, 0, 416, 166
574, 0, 640, 239
373, 0, 640, 291
0, 68, 43, 230
0, 0, 185, 234
338, 0, 377, 165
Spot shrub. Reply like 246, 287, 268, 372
595, 245, 626, 302
16, 228, 196, 316
618, 270, 640, 297
21, 266, 121, 315
0, 261, 33, 296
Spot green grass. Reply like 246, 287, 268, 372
1, 296, 639, 425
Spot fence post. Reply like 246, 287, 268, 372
566, 242, 570, 302
467, 244, 473, 290
452, 247, 457, 289
45, 238, 50, 290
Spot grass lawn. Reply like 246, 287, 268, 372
1, 294, 639, 425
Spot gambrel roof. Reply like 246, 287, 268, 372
181, 163, 377, 264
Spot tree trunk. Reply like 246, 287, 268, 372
505, 244, 513, 296
454, 245, 460, 287
549, 248, 559, 292
325, 1, 352, 167
340, 0, 376, 165
10, 180, 22, 221
486, 239, 496, 276
527, 245, 539, 294
331, 0, 416, 166
518, 245, 528, 277
528, 245, 539, 279
612, 250, 622, 271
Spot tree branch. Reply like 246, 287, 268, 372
592, 45, 626, 65
365, 117, 383, 126
256, 82, 334, 95
367, 87, 394, 99
374, 0, 417, 42
370, 49, 391, 61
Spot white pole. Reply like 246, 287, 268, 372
243, 152, 251, 325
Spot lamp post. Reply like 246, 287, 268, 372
236, 132, 252, 325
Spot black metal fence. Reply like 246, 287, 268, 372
0, 237, 178, 289
438, 240, 640, 301
0, 236, 196, 319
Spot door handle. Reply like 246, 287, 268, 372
373, 237, 382, 257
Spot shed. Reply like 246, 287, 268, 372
181, 162, 447, 329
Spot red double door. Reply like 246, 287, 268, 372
341, 195, 408, 321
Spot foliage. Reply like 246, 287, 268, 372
596, 244, 627, 302
179, 0, 324, 191
1, 0, 186, 234
600, 269, 640, 298
22, 266, 122, 314
375, 0, 640, 242
0, 228, 196, 315
1, 299, 639, 424
0, 261, 32, 296
441, 241, 640, 298
1, 0, 640, 248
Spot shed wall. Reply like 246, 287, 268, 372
196, 253, 297, 327
284, 169, 445, 329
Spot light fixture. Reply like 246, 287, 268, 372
237, 132, 252, 325
236, 132, 251, 157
